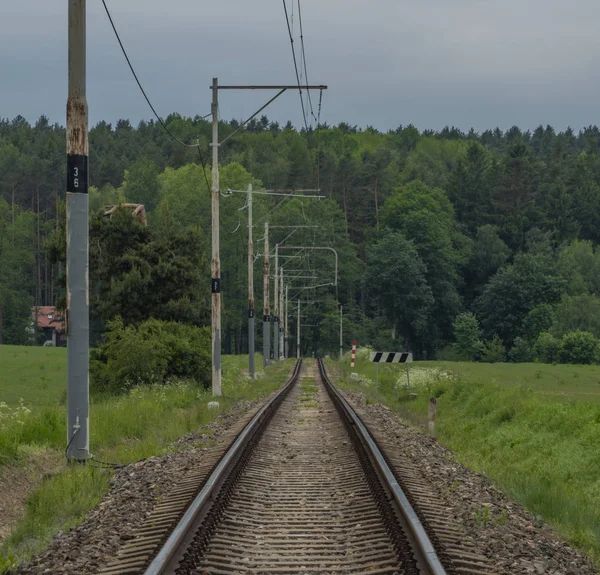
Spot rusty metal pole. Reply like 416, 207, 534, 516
66, 0, 90, 460
211, 78, 222, 396
263, 222, 270, 367
273, 244, 279, 362
247, 184, 255, 379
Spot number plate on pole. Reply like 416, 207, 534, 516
67, 154, 89, 194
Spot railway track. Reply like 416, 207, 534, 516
99, 359, 493, 575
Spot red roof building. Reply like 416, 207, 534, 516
34, 306, 65, 332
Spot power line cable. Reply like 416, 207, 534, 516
293, 0, 322, 188
101, 0, 197, 148
253, 195, 293, 230
282, 0, 310, 135
317, 88, 324, 125
196, 144, 211, 192
100, 0, 211, 191
315, 87, 324, 190
297, 0, 316, 123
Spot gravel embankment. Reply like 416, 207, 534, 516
342, 388, 597, 575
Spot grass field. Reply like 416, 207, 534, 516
418, 360, 600, 401
0, 345, 292, 572
0, 346, 67, 406
332, 352, 600, 564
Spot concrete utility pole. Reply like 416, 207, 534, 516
211, 78, 222, 396
66, 0, 90, 461
224, 202, 320, 367
285, 284, 289, 358
263, 222, 270, 367
207, 83, 326, 382
279, 267, 285, 359
340, 305, 343, 359
247, 184, 255, 378
273, 244, 279, 361
297, 299, 301, 358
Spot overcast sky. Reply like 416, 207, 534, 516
2, 0, 600, 132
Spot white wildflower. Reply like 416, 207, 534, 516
395, 367, 454, 391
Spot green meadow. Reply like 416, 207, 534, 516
420, 360, 600, 402
0, 346, 67, 406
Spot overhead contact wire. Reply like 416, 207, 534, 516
297, 0, 316, 123
100, 0, 211, 192
282, 0, 310, 135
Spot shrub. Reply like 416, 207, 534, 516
558, 331, 599, 365
481, 335, 505, 363
508, 337, 532, 363
91, 317, 211, 393
533, 332, 560, 363
521, 303, 555, 343
453, 312, 483, 361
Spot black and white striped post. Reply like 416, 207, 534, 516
370, 352, 413, 396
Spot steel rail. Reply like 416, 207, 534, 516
318, 359, 448, 575
144, 359, 302, 575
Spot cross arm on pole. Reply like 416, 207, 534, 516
269, 225, 319, 228
277, 246, 338, 291
227, 190, 322, 197
215, 85, 327, 90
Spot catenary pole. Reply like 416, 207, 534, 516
211, 78, 222, 396
208, 83, 326, 381
340, 304, 343, 359
279, 267, 284, 359
66, 0, 90, 461
285, 284, 289, 358
263, 222, 270, 367
297, 299, 301, 358
247, 184, 255, 378
273, 244, 279, 361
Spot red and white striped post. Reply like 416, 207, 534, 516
351, 341, 357, 369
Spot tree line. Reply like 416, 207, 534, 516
4, 113, 600, 362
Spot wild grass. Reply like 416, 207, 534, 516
0, 354, 293, 572
331, 354, 600, 564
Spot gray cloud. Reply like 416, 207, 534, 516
1, 0, 600, 132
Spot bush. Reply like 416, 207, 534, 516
521, 303, 555, 343
508, 337, 532, 363
91, 317, 211, 393
453, 312, 483, 361
481, 335, 505, 363
533, 331, 560, 363
558, 331, 599, 365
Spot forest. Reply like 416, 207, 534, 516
3, 113, 600, 363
